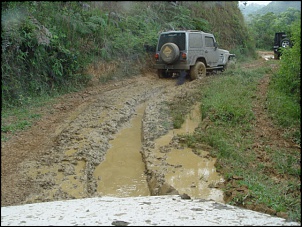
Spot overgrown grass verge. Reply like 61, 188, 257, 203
176, 63, 300, 223
1, 94, 58, 142
267, 78, 301, 145
168, 88, 202, 129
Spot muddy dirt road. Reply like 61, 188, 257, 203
1, 65, 225, 207
2, 51, 299, 219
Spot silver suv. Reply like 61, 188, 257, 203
154, 30, 235, 80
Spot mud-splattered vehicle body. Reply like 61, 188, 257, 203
154, 30, 235, 80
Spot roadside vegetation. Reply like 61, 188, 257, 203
174, 20, 300, 222
247, 7, 301, 49
178, 59, 300, 222
1, 1, 300, 223
267, 20, 301, 144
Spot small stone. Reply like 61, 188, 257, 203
180, 193, 191, 199
112, 220, 130, 226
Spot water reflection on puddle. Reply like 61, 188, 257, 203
165, 148, 224, 202
153, 103, 225, 202
94, 102, 224, 202
93, 103, 150, 197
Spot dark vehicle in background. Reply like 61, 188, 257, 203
273, 32, 292, 60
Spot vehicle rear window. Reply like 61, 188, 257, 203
157, 33, 185, 51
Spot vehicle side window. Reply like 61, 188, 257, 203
205, 37, 215, 47
189, 33, 202, 48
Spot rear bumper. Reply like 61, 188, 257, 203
154, 62, 190, 71
273, 46, 280, 53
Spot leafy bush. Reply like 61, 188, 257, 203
267, 20, 301, 144
1, 2, 88, 107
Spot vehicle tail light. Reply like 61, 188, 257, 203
155, 53, 159, 60
181, 52, 187, 59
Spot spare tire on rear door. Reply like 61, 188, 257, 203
160, 43, 180, 64
281, 38, 291, 48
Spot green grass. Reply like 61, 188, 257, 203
267, 88, 301, 144
200, 72, 259, 125
167, 90, 202, 129
1, 94, 55, 141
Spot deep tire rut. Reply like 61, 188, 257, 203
20, 76, 181, 203
2, 73, 205, 206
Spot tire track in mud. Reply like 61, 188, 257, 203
21, 77, 175, 203
10, 73, 223, 205
140, 80, 224, 202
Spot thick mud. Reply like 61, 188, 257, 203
2, 52, 300, 224
1, 71, 224, 206
93, 103, 149, 197
142, 102, 224, 202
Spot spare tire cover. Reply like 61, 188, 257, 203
159, 43, 180, 64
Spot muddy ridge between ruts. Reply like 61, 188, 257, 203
2, 73, 220, 206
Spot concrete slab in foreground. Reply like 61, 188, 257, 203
1, 195, 300, 226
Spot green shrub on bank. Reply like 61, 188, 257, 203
267, 20, 301, 144
1, 2, 90, 108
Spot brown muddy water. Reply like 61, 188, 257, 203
93, 103, 150, 197
95, 102, 224, 202
25, 102, 224, 203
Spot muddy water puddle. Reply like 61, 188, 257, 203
94, 102, 224, 202
25, 101, 224, 202
93, 103, 150, 197
152, 103, 225, 202
165, 148, 224, 202
97, 101, 224, 202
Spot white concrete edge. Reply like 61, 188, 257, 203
1, 195, 301, 226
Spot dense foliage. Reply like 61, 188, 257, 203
247, 8, 301, 49
267, 20, 301, 144
254, 1, 301, 15
240, 1, 301, 21
1, 1, 253, 108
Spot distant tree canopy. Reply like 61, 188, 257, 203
254, 1, 301, 15
247, 8, 301, 49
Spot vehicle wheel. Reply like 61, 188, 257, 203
159, 43, 180, 64
223, 59, 236, 71
281, 38, 290, 48
190, 62, 206, 80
